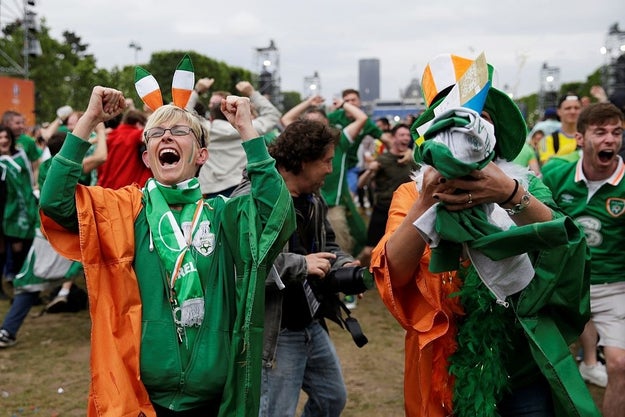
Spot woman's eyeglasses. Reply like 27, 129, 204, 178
144, 125, 195, 140
144, 125, 204, 147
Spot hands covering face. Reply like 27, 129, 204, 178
420, 162, 516, 212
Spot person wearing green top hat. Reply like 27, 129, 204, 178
370, 53, 600, 417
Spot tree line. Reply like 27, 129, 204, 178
0, 17, 604, 128
0, 18, 264, 123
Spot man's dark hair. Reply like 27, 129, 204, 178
193, 101, 207, 119
104, 113, 123, 130
376, 117, 390, 129
208, 91, 231, 121
577, 102, 624, 134
301, 107, 328, 121
390, 123, 409, 135
268, 119, 339, 175
122, 109, 147, 126
341, 88, 359, 99
47, 131, 66, 157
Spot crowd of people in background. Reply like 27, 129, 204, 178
0, 52, 625, 417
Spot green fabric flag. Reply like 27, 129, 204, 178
0, 155, 37, 239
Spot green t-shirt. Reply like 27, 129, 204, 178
542, 158, 625, 285
327, 109, 383, 168
17, 133, 43, 162
512, 143, 537, 168
320, 131, 352, 206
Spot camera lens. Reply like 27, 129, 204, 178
326, 267, 374, 295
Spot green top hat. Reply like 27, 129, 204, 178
411, 54, 527, 162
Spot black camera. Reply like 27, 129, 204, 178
313, 266, 374, 296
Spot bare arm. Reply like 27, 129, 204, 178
342, 102, 368, 140
528, 159, 541, 177
40, 105, 74, 141
357, 159, 380, 189
280, 95, 325, 127
590, 85, 609, 103
39, 118, 63, 142
384, 167, 446, 287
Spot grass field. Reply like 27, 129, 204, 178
0, 281, 406, 417
0, 279, 604, 416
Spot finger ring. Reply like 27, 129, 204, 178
466, 193, 473, 204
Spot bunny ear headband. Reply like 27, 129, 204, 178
134, 54, 195, 111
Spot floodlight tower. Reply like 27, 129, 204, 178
303, 71, 321, 98
600, 23, 625, 97
129, 41, 142, 64
0, 0, 41, 77
254, 40, 281, 107
539, 62, 560, 115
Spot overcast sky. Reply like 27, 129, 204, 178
26, 0, 625, 101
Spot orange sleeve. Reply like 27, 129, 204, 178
369, 181, 461, 417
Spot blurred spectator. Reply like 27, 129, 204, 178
197, 80, 281, 198
357, 123, 418, 265
97, 109, 150, 189
538, 93, 582, 164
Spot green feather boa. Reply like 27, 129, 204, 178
448, 265, 513, 417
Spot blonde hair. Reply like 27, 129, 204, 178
144, 105, 209, 147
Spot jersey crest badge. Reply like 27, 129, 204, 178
606, 198, 625, 217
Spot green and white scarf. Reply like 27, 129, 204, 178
144, 178, 207, 329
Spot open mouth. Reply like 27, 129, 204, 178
598, 150, 614, 163
159, 148, 180, 166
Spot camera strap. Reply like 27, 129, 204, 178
303, 280, 321, 318
337, 299, 368, 348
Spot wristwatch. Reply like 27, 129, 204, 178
505, 192, 531, 215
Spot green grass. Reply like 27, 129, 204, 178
0, 281, 604, 416
0, 283, 406, 417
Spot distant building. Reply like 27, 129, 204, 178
359, 58, 380, 102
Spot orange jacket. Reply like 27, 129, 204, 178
370, 182, 463, 417
41, 185, 155, 417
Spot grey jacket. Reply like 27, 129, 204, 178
231, 173, 355, 366
263, 192, 354, 367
